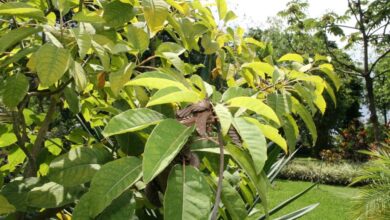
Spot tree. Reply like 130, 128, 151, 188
279, 0, 390, 142
0, 0, 337, 219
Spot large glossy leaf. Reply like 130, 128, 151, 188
102, 108, 165, 137
126, 25, 149, 54
0, 2, 45, 20
126, 71, 188, 90
278, 53, 304, 64
72, 26, 92, 59
110, 63, 135, 96
73, 10, 105, 23
267, 92, 292, 117
292, 99, 317, 145
220, 180, 247, 220
242, 62, 275, 78
156, 42, 186, 56
97, 192, 136, 220
143, 119, 195, 183
233, 117, 267, 174
69, 61, 88, 92
281, 114, 299, 152
0, 194, 15, 215
48, 147, 111, 187
225, 144, 268, 213
27, 182, 84, 208
35, 44, 71, 87
319, 64, 341, 90
216, 0, 227, 20
85, 157, 142, 218
2, 74, 29, 109
214, 104, 232, 136
0, 27, 42, 52
164, 165, 212, 220
257, 123, 287, 153
142, 0, 169, 36
227, 96, 280, 125
221, 87, 253, 102
103, 1, 135, 27
146, 87, 201, 107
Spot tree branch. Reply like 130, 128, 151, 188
26, 96, 58, 177
324, 38, 362, 74
28, 78, 73, 97
368, 48, 390, 74
374, 68, 390, 78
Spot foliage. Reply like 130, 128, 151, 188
351, 144, 390, 220
247, 18, 363, 156
323, 119, 371, 162
0, 0, 337, 219
279, 0, 390, 142
280, 158, 363, 185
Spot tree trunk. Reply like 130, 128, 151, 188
364, 75, 380, 142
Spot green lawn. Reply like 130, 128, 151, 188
265, 180, 359, 220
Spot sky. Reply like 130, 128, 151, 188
226, 0, 349, 29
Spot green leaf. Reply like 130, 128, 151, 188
48, 147, 111, 187
126, 25, 149, 54
164, 165, 212, 220
319, 64, 341, 90
201, 33, 219, 54
86, 157, 142, 218
0, 178, 40, 211
278, 53, 304, 64
0, 133, 17, 148
242, 62, 275, 78
35, 44, 71, 87
110, 63, 135, 96
27, 182, 84, 208
0, 27, 42, 52
225, 144, 268, 212
0, 194, 16, 215
126, 71, 188, 90
257, 123, 287, 153
69, 61, 88, 92
233, 117, 267, 174
97, 191, 136, 220
143, 119, 195, 183
267, 92, 292, 116
64, 87, 80, 114
281, 114, 299, 152
220, 180, 247, 220
102, 108, 165, 137
2, 74, 29, 109
73, 10, 105, 23
72, 25, 92, 59
103, 1, 135, 27
221, 87, 252, 102
92, 40, 110, 71
0, 47, 38, 68
292, 99, 317, 145
156, 42, 186, 56
146, 87, 201, 107
216, 0, 227, 20
44, 138, 62, 156
142, 0, 169, 36
227, 97, 280, 125
0, 2, 45, 20
214, 104, 232, 136
324, 81, 337, 107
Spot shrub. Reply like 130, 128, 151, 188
279, 158, 363, 185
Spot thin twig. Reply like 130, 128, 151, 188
137, 55, 157, 67
28, 78, 73, 97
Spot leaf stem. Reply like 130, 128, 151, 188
210, 125, 225, 220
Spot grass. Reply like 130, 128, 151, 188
266, 180, 359, 220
